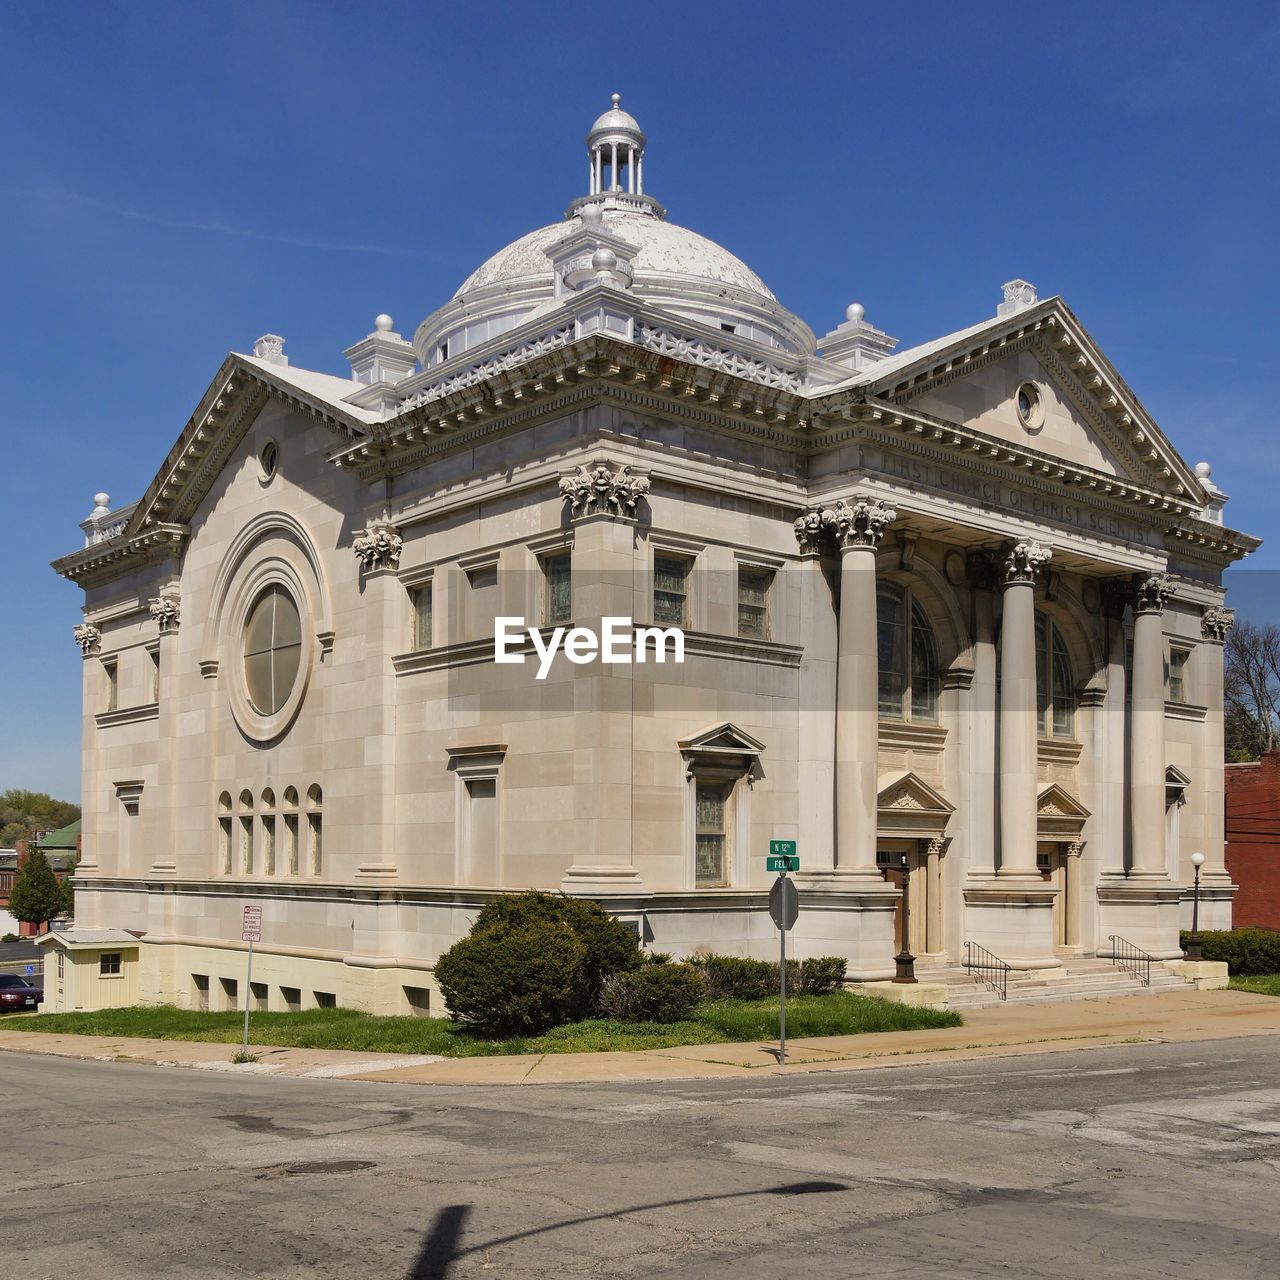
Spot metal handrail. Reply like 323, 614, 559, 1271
963, 941, 1011, 1001
1108, 934, 1152, 986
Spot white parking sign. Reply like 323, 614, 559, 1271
241, 905, 262, 943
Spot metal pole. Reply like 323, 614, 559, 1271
242, 939, 253, 1057
1186, 864, 1203, 960
779, 874, 787, 1066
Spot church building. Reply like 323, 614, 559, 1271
48, 98, 1256, 1014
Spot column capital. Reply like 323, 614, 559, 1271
73, 622, 101, 655
1200, 605, 1235, 644
147, 594, 181, 634
558, 462, 650, 522
1131, 571, 1174, 616
792, 510, 827, 557
830, 497, 897, 551
353, 522, 404, 573
1001, 540, 1052, 588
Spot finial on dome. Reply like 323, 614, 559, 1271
374, 313, 394, 333
611, 92, 621, 107
846, 302, 866, 324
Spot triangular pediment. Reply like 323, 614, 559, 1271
120, 354, 375, 543
678, 722, 766, 756
1037, 783, 1090, 820
854, 299, 1204, 502
878, 771, 954, 815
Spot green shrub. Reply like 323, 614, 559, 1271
689, 953, 848, 998
1182, 928, 1280, 975
434, 922, 587, 1036
642, 951, 673, 966
598, 964, 706, 1023
691, 954, 776, 1000
471, 891, 641, 1004
797, 956, 848, 995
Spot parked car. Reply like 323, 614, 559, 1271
0, 973, 42, 1011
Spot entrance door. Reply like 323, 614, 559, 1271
880, 839, 939, 958
1039, 842, 1078, 951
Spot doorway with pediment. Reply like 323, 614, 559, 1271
1036, 783, 1091, 954
877, 772, 954, 967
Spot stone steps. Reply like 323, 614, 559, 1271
922, 959, 1191, 1010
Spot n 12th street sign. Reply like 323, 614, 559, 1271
767, 839, 798, 872
241, 905, 262, 943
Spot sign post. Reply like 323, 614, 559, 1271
767, 841, 800, 1065
240, 905, 262, 1057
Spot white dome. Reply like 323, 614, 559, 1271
453, 208, 776, 302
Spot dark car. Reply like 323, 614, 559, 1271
0, 973, 42, 1012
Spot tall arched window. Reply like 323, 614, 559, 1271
1035, 613, 1075, 738
878, 583, 940, 722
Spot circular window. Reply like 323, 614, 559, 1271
259, 441, 279, 481
243, 585, 302, 715
1016, 382, 1044, 430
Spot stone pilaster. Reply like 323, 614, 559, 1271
1129, 573, 1173, 878
965, 551, 999, 880
997, 541, 1052, 877
1197, 604, 1235, 912
833, 499, 896, 878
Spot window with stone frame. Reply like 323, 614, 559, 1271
1167, 645, 1191, 703
737, 565, 773, 639
148, 646, 160, 703
654, 553, 692, 626
695, 780, 731, 887
102, 657, 118, 713
542, 550, 572, 626
1035, 613, 1075, 739
411, 582, 433, 650
877, 583, 940, 721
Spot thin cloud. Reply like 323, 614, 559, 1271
2, 184, 435, 259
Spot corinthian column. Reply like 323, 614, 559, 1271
998, 540, 1052, 876
831, 498, 896, 877
1129, 572, 1174, 878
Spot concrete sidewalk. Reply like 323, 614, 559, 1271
2, 988, 1278, 1086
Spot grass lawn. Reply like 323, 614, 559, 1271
1229, 974, 1280, 997
0, 991, 960, 1057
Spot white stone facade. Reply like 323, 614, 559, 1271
50, 98, 1257, 1015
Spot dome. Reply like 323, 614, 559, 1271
454, 208, 776, 302
588, 94, 644, 145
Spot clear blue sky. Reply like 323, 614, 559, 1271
2, 1, 1277, 801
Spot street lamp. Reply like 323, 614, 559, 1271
893, 852, 918, 984
1184, 851, 1206, 961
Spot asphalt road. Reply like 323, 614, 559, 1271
2, 1036, 1277, 1280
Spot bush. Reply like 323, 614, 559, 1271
598, 964, 706, 1023
1182, 928, 1280, 976
434, 922, 587, 1036
691, 954, 776, 1000
471, 891, 641, 1005
689, 953, 848, 999
642, 951, 672, 966
797, 956, 847, 996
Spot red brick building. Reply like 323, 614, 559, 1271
1225, 752, 1280, 929
0, 821, 79, 937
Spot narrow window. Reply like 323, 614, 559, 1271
1035, 614, 1075, 739
1168, 648, 1189, 703
262, 814, 276, 876
695, 781, 730, 887
99, 952, 121, 976
285, 813, 299, 875
102, 659, 118, 713
466, 563, 499, 638
307, 785, 323, 876
217, 791, 233, 875
57, 951, 65, 980
877, 584, 939, 722
239, 790, 254, 875
720, 322, 736, 334
543, 551, 572, 626
438, 340, 449, 363
654, 554, 691, 626
412, 583, 433, 650
466, 777, 499, 885
737, 566, 772, 639
149, 648, 160, 702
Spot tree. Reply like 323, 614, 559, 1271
0, 790, 80, 849
58, 858, 77, 920
1224, 619, 1280, 761
8, 849, 64, 933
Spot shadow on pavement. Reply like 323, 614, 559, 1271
407, 1180, 847, 1278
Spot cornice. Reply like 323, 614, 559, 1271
52, 523, 188, 588
95, 702, 160, 729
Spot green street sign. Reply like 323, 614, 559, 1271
769, 840, 797, 859
766, 854, 800, 872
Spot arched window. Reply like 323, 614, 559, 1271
283, 786, 299, 876
306, 785, 323, 876
238, 789, 255, 874
217, 792, 233, 875
878, 583, 940, 722
260, 789, 276, 876
1035, 613, 1075, 739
